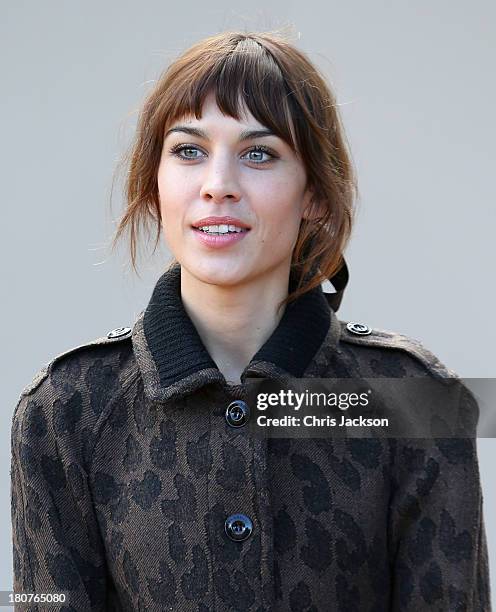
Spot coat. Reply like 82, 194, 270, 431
10, 261, 491, 612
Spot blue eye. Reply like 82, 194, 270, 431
168, 144, 277, 165
170, 145, 202, 160
243, 146, 275, 164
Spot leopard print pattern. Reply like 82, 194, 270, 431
11, 327, 490, 611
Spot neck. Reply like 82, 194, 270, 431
179, 265, 290, 384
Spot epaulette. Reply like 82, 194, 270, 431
339, 320, 459, 379
20, 326, 133, 398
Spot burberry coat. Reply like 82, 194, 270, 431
10, 261, 491, 611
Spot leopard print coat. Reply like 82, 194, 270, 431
10, 263, 491, 611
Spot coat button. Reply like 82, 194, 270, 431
346, 322, 372, 336
225, 400, 250, 427
107, 327, 132, 339
225, 513, 253, 542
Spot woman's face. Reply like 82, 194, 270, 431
157, 91, 314, 288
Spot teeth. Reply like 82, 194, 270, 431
198, 224, 247, 234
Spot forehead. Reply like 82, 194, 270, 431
171, 93, 263, 130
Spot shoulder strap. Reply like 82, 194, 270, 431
339, 320, 459, 378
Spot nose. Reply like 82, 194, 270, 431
199, 156, 242, 204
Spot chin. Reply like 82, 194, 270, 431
181, 259, 250, 288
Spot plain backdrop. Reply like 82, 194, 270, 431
2, 0, 495, 607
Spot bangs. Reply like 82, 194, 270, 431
163, 37, 303, 153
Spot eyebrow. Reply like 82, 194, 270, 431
164, 125, 276, 142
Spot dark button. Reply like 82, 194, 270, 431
225, 513, 253, 542
107, 327, 132, 339
225, 400, 250, 427
346, 322, 372, 336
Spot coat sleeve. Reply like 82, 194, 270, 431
10, 375, 109, 611
388, 384, 491, 610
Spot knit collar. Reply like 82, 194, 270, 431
132, 263, 343, 403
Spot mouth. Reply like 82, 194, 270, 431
190, 224, 251, 249
191, 224, 251, 236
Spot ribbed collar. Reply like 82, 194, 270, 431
132, 263, 342, 403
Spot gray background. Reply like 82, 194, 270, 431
2, 0, 494, 605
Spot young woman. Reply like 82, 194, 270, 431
11, 30, 490, 611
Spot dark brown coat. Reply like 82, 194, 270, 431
11, 263, 491, 611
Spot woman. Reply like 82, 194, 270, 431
11, 30, 490, 611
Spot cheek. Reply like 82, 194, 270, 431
257, 205, 302, 256
263, 189, 305, 235
157, 166, 188, 219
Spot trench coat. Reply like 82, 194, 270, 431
10, 261, 491, 611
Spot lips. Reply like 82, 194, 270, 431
191, 225, 250, 249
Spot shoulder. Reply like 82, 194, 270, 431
337, 319, 459, 378
12, 324, 137, 460
12, 325, 136, 475
20, 327, 136, 399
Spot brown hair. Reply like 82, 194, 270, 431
111, 28, 358, 312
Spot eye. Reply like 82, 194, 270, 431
168, 144, 277, 165
168, 144, 204, 160
241, 145, 277, 165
